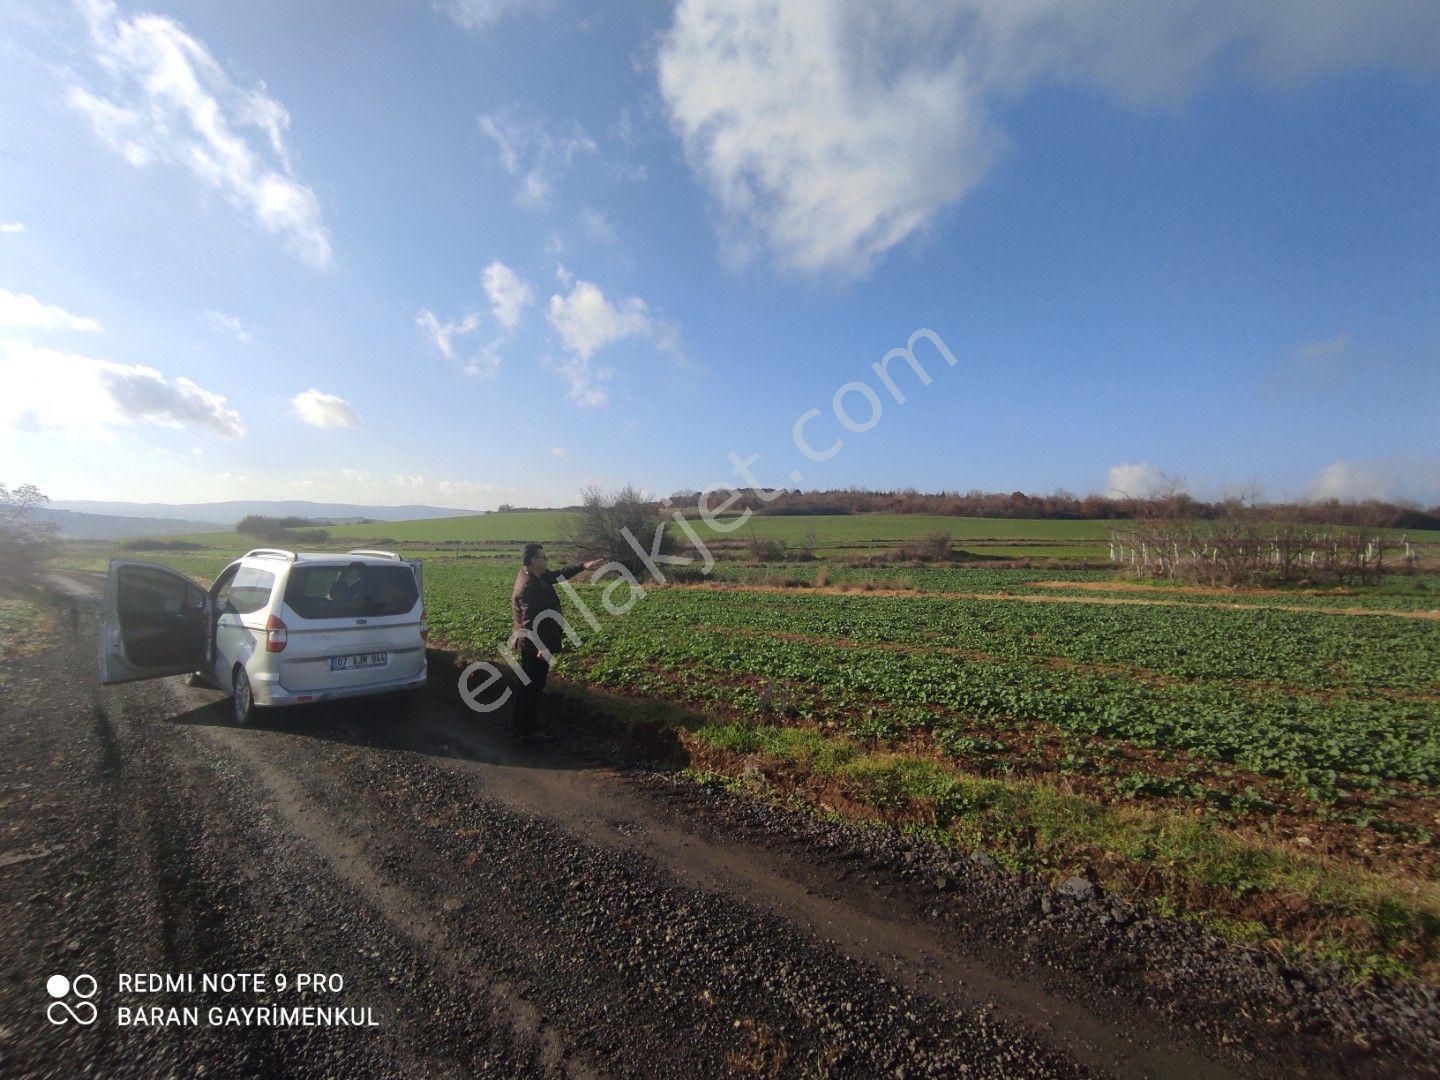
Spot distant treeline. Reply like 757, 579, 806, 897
235, 514, 331, 544
661, 489, 1440, 530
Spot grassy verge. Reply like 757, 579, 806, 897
682, 721, 1439, 981
0, 593, 55, 679
0, 593, 50, 659
510, 664, 1440, 984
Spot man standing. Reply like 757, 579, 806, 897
509, 543, 602, 744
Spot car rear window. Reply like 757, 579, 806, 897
283, 563, 419, 620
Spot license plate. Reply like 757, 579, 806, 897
330, 652, 387, 671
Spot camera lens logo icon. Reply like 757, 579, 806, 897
46, 974, 98, 1025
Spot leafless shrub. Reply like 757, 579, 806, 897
0, 483, 57, 589
921, 530, 952, 561
744, 529, 789, 562
565, 483, 676, 574
1110, 501, 1397, 587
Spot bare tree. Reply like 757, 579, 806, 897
564, 484, 676, 574
0, 483, 58, 588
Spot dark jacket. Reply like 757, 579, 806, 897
510, 563, 584, 657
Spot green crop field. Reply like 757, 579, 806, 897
333, 510, 576, 543
55, 509, 1440, 977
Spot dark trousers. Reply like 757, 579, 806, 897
512, 648, 550, 736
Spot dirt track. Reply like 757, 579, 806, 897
1, 574, 1436, 1077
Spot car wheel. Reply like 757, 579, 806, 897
232, 666, 258, 726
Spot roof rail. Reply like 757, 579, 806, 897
346, 548, 400, 560
242, 548, 298, 561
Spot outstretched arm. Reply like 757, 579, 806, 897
544, 558, 604, 583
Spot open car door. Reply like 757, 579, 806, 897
404, 558, 423, 599
98, 560, 208, 685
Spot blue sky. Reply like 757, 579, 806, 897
2, 0, 1438, 511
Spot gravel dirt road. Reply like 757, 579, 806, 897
1, 574, 1435, 1078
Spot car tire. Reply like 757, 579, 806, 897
231, 665, 260, 727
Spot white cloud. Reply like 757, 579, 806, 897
415, 308, 481, 361
70, 0, 331, 267
478, 110, 597, 207
658, 0, 1440, 276
0, 287, 102, 333
416, 306, 504, 378
292, 388, 359, 429
579, 207, 617, 245
463, 339, 504, 379
552, 353, 611, 408
1305, 459, 1440, 504
482, 260, 533, 330
387, 472, 509, 506
1106, 462, 1171, 499
102, 367, 246, 436
549, 446, 567, 458
202, 309, 251, 343
0, 222, 24, 234
0, 339, 244, 437
1310, 461, 1387, 501
437, 0, 531, 30
547, 280, 655, 361
546, 278, 685, 407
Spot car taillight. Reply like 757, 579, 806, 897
419, 608, 428, 641
265, 614, 288, 653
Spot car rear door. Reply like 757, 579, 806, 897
98, 560, 208, 685
274, 561, 425, 691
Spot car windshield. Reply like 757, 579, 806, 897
283, 563, 418, 619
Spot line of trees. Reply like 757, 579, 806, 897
235, 514, 331, 544
1109, 491, 1422, 586
662, 487, 1440, 529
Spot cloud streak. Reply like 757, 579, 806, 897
478, 109, 596, 208
546, 278, 684, 406
202, 309, 252, 343
659, 0, 1440, 276
0, 340, 244, 437
292, 388, 359, 429
482, 260, 533, 330
0, 287, 102, 333
69, 0, 332, 267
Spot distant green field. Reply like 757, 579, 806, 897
332, 511, 575, 543
332, 510, 1440, 549
682, 513, 1111, 543
328, 511, 1114, 546
55, 510, 1439, 579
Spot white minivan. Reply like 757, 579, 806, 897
98, 548, 428, 725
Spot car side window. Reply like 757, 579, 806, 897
228, 567, 277, 616
213, 566, 239, 615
